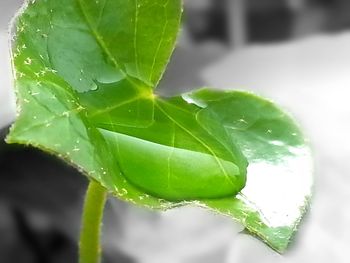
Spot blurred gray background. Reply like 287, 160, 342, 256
1, 0, 350, 262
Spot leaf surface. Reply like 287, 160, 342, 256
7, 0, 312, 252
183, 89, 313, 252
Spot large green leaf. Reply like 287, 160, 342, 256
6, 0, 312, 253
183, 89, 313, 252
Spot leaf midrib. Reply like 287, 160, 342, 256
155, 100, 236, 187
76, 0, 150, 93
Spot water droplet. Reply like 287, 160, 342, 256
17, 72, 25, 78
62, 111, 69, 117
182, 93, 207, 108
270, 140, 285, 146
95, 68, 124, 84
18, 25, 25, 32
31, 91, 40, 96
73, 146, 80, 152
238, 118, 248, 124
90, 83, 98, 91
93, 172, 100, 179
76, 105, 85, 112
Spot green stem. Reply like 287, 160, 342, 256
79, 180, 107, 263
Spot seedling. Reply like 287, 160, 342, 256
5, 0, 313, 262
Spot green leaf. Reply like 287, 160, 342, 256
97, 95, 248, 200
7, 0, 312, 253
183, 89, 313, 252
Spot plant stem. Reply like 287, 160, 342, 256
79, 180, 107, 263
